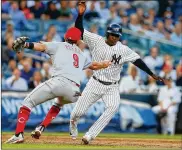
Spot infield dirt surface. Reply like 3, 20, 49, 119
2, 132, 182, 149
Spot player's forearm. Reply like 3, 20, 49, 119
75, 14, 84, 36
89, 62, 104, 70
89, 61, 111, 70
89, 62, 102, 70
133, 59, 154, 76
24, 42, 46, 52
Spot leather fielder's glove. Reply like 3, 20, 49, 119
12, 37, 29, 53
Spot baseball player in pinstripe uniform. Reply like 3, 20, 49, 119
5, 27, 111, 144
70, 2, 165, 144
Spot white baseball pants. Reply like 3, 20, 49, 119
70, 77, 120, 139
152, 105, 178, 135
22, 76, 80, 109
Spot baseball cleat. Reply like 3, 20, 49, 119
69, 120, 78, 140
82, 137, 89, 145
5, 133, 24, 144
31, 125, 45, 139
81, 135, 92, 145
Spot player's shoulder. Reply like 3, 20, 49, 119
159, 86, 167, 91
84, 29, 102, 38
40, 41, 62, 45
116, 42, 131, 50
121, 75, 131, 81
144, 55, 150, 59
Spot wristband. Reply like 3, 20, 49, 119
25, 42, 34, 49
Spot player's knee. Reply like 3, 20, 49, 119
53, 102, 63, 109
22, 96, 36, 109
71, 108, 85, 118
152, 105, 160, 114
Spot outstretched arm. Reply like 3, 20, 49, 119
89, 61, 112, 70
75, 1, 86, 36
24, 42, 46, 52
12, 37, 46, 53
133, 58, 165, 82
75, 1, 101, 50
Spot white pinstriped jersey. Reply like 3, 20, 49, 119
41, 41, 91, 84
83, 29, 140, 82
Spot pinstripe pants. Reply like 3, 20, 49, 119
70, 77, 120, 139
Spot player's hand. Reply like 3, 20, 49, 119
12, 37, 29, 53
78, 1, 86, 15
100, 60, 112, 69
90, 60, 111, 70
151, 74, 165, 82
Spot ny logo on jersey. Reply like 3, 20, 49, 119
111, 54, 121, 64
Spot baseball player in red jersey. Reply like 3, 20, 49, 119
69, 2, 165, 144
5, 27, 111, 144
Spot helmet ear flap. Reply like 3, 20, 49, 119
107, 26, 111, 31
120, 28, 122, 34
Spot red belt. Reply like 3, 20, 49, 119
68, 79, 80, 87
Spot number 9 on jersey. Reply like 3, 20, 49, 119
73, 54, 79, 68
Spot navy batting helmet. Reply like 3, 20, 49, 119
106, 23, 122, 37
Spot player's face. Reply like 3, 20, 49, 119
107, 34, 120, 46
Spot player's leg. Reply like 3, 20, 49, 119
40, 97, 63, 128
32, 76, 81, 139
5, 81, 56, 143
82, 86, 120, 144
166, 106, 177, 135
161, 116, 168, 134
70, 92, 101, 139
70, 79, 102, 139
31, 97, 63, 139
152, 105, 162, 114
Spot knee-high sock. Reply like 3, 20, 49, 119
40, 105, 61, 128
15, 106, 31, 135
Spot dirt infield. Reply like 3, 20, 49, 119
2, 134, 182, 149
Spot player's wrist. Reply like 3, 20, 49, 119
24, 42, 34, 49
100, 63, 105, 69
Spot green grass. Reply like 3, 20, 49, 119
2, 132, 182, 150
2, 144, 134, 150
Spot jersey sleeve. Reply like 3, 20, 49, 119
123, 46, 140, 63
83, 57, 92, 70
40, 41, 59, 55
83, 29, 101, 51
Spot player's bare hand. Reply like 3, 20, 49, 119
89, 60, 111, 70
78, 1, 86, 15
151, 74, 165, 82
12, 37, 29, 53
101, 60, 112, 69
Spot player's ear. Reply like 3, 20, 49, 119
64, 35, 67, 42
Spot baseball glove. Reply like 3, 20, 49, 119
12, 37, 29, 53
